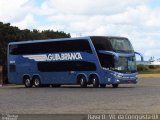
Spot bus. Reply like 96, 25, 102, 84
8, 36, 143, 88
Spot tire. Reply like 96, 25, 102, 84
51, 84, 61, 88
100, 84, 106, 88
79, 75, 87, 88
92, 75, 99, 88
24, 76, 33, 88
112, 84, 119, 88
33, 77, 41, 87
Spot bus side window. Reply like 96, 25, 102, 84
98, 53, 114, 69
9, 64, 16, 72
9, 45, 17, 55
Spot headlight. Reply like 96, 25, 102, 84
111, 73, 117, 77
117, 74, 123, 78
102, 67, 108, 70
111, 73, 122, 78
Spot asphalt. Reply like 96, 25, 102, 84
0, 78, 160, 114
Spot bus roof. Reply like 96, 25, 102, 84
8, 36, 128, 45
91, 36, 127, 39
8, 36, 89, 45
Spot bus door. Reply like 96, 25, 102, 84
8, 62, 16, 82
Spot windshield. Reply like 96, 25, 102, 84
109, 38, 134, 52
98, 53, 137, 73
114, 56, 137, 73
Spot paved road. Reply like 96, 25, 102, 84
0, 78, 160, 114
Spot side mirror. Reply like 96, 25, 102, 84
135, 52, 143, 62
98, 50, 143, 62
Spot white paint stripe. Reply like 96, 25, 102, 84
23, 56, 46, 58
23, 55, 46, 56
26, 57, 47, 59
23, 55, 47, 62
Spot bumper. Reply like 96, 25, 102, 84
113, 78, 138, 84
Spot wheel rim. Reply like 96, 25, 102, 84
35, 78, 40, 86
93, 78, 96, 85
80, 78, 84, 85
25, 79, 30, 86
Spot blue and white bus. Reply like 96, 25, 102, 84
8, 36, 143, 88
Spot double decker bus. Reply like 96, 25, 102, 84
8, 36, 143, 88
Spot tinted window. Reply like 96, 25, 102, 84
98, 53, 114, 68
37, 61, 96, 72
114, 56, 137, 73
91, 37, 112, 51
91, 36, 134, 52
9, 39, 92, 55
109, 38, 134, 52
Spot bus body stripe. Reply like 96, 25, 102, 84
23, 55, 47, 61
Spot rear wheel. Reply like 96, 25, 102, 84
33, 77, 41, 87
78, 75, 87, 88
112, 84, 119, 88
24, 76, 33, 88
92, 75, 99, 88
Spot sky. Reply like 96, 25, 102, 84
0, 0, 160, 61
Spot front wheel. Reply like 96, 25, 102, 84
33, 77, 41, 87
92, 76, 99, 88
112, 84, 119, 88
24, 76, 33, 88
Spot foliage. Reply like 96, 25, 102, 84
137, 64, 149, 72
137, 64, 160, 74
148, 65, 160, 69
